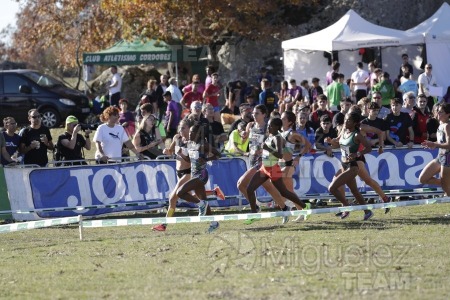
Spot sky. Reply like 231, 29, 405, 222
0, 0, 20, 42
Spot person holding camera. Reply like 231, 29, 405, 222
55, 116, 91, 165
19, 109, 54, 167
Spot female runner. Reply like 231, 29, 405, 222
280, 111, 312, 223
153, 121, 224, 231
236, 105, 287, 216
246, 118, 311, 216
347, 105, 392, 213
326, 112, 374, 220
176, 123, 222, 232
419, 103, 450, 197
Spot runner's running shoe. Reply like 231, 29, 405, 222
244, 218, 260, 225
363, 210, 374, 221
304, 202, 311, 220
214, 187, 225, 200
293, 215, 305, 222
340, 211, 350, 219
152, 224, 167, 231
244, 205, 261, 225
383, 197, 391, 214
207, 221, 220, 233
281, 205, 290, 225
198, 201, 208, 216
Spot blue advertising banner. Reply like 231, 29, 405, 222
18, 148, 439, 219
252, 148, 437, 202
28, 158, 247, 218
289, 147, 437, 196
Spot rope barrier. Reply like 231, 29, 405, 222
2, 197, 449, 241
0, 216, 81, 234
81, 197, 450, 228
1, 187, 442, 215
0, 200, 169, 215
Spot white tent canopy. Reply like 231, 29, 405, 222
282, 9, 423, 52
282, 9, 424, 89
408, 2, 450, 91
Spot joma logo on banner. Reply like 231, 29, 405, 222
292, 149, 436, 195
67, 164, 177, 207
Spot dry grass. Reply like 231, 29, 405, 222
1, 204, 450, 299
19, 129, 448, 299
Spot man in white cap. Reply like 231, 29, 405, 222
55, 115, 91, 165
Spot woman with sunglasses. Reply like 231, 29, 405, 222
246, 117, 311, 221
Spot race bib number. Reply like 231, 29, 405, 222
189, 149, 199, 160
341, 146, 350, 158
250, 133, 264, 145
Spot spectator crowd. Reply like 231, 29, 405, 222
0, 57, 448, 167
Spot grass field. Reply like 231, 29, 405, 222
1, 203, 450, 299
3, 128, 448, 299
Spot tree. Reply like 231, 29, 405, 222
9, 0, 120, 84
7, 0, 315, 76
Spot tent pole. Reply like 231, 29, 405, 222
82, 64, 87, 95
378, 47, 382, 67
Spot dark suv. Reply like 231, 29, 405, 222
0, 69, 91, 128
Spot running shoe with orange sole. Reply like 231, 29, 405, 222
214, 186, 225, 200
152, 224, 167, 231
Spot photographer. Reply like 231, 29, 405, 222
55, 116, 91, 165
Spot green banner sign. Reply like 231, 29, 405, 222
0, 166, 12, 221
83, 52, 173, 65
83, 39, 175, 65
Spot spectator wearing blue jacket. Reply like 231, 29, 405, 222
398, 72, 418, 97
259, 79, 278, 115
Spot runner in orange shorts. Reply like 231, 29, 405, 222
246, 117, 311, 217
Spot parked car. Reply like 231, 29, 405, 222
0, 69, 91, 128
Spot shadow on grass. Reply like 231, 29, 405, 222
379, 216, 450, 226
240, 215, 450, 233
